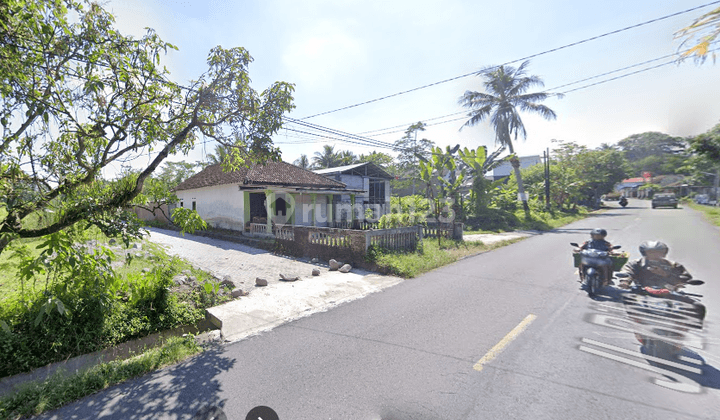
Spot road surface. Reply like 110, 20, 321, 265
38, 200, 720, 419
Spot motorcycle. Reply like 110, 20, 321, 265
619, 197, 628, 207
616, 272, 705, 359
571, 243, 623, 296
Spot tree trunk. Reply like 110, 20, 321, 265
0, 236, 9, 258
506, 140, 530, 216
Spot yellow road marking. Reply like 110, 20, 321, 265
473, 314, 537, 372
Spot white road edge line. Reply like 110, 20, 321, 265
473, 314, 537, 372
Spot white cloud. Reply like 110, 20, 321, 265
282, 21, 368, 93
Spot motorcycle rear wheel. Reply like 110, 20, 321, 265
587, 272, 600, 296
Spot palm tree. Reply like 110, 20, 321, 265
312, 145, 342, 169
206, 144, 230, 165
293, 154, 310, 169
459, 60, 557, 214
338, 150, 357, 166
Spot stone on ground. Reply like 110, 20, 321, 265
329, 259, 341, 271
339, 264, 352, 273
255, 277, 268, 286
312, 268, 320, 276
220, 275, 236, 288
279, 273, 299, 282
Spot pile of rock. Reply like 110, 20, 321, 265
329, 259, 352, 273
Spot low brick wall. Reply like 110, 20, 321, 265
275, 225, 421, 264
424, 222, 463, 241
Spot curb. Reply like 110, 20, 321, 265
0, 319, 219, 398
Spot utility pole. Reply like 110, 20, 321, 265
544, 148, 551, 210
411, 129, 417, 196
715, 168, 719, 205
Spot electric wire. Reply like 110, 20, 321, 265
298, 0, 720, 120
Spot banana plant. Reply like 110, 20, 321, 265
419, 145, 463, 245
458, 145, 511, 212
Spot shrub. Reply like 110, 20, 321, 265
465, 208, 520, 231
0, 239, 220, 378
378, 212, 427, 229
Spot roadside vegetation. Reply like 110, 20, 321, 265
0, 336, 202, 420
367, 237, 522, 278
688, 202, 720, 227
0, 222, 232, 379
1, 0, 282, 401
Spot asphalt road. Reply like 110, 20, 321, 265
38, 200, 720, 420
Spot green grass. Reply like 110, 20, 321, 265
0, 233, 230, 379
688, 202, 720, 227
384, 206, 594, 277
372, 237, 522, 278
0, 225, 112, 304
0, 336, 202, 420
462, 228, 501, 235
518, 208, 591, 231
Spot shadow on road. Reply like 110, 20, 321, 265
642, 347, 720, 391
39, 346, 236, 419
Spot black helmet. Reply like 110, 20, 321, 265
639, 240, 668, 257
590, 228, 607, 238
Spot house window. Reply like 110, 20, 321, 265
180, 202, 184, 208
368, 180, 385, 204
192, 201, 196, 211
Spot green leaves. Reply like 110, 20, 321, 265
0, 1, 295, 257
171, 207, 207, 235
33, 297, 68, 327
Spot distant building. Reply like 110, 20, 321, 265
615, 177, 645, 198
486, 155, 542, 181
314, 162, 393, 219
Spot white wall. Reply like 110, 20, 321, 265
292, 194, 329, 226
176, 184, 244, 231
492, 156, 542, 177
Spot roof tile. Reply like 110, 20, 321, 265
174, 162, 346, 191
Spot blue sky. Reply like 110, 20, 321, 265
107, 0, 720, 169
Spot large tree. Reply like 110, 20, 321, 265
338, 150, 357, 166
357, 151, 394, 168
312, 145, 342, 169
689, 122, 720, 161
204, 144, 231, 166
0, 0, 295, 255
616, 132, 689, 176
293, 154, 310, 169
458, 60, 557, 215
393, 122, 435, 195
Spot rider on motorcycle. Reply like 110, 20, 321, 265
578, 228, 614, 284
580, 228, 612, 251
618, 240, 705, 320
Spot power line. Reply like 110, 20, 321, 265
298, 1, 720, 120
284, 117, 397, 150
280, 126, 395, 150
357, 111, 467, 135
557, 46, 720, 94
560, 60, 678, 94
329, 46, 715, 138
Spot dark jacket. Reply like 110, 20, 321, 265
619, 257, 692, 288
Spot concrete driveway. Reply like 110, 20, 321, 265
146, 228, 403, 342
